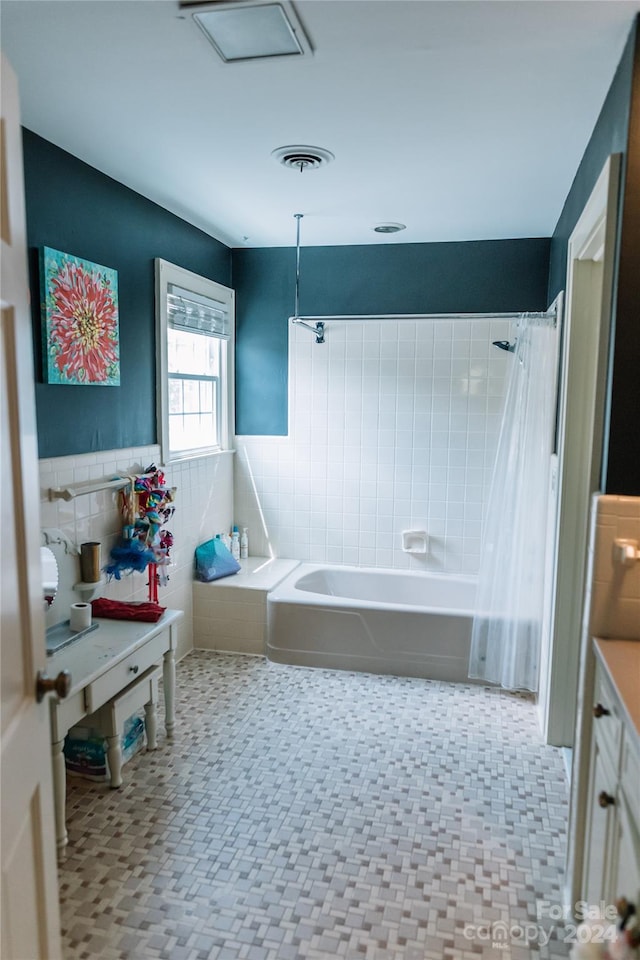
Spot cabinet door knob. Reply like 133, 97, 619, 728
615, 898, 637, 926
593, 703, 611, 718
129, 665, 139, 674
598, 790, 616, 808
36, 669, 72, 703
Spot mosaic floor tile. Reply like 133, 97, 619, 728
59, 652, 572, 959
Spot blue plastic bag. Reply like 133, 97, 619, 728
194, 538, 240, 582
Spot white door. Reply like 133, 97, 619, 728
544, 154, 621, 749
0, 54, 62, 959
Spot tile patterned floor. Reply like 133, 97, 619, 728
59, 652, 572, 960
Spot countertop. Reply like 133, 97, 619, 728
593, 637, 640, 743
47, 609, 183, 697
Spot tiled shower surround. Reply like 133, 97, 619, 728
38, 445, 234, 657
235, 317, 512, 574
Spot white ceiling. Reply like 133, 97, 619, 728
2, 0, 639, 248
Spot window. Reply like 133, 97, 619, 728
156, 259, 234, 463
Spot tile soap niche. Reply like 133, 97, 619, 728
402, 530, 428, 555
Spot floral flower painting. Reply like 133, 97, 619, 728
40, 247, 120, 385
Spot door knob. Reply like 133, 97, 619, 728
36, 669, 71, 703
598, 790, 616, 808
593, 703, 611, 718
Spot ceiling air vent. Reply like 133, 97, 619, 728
374, 222, 406, 234
272, 145, 335, 173
186, 1, 313, 63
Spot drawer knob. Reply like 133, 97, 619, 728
129, 665, 139, 675
593, 703, 611, 718
36, 669, 72, 703
598, 790, 615, 808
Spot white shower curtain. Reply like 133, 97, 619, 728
469, 314, 559, 692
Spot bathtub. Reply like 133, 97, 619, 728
266, 563, 477, 682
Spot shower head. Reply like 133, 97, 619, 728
492, 339, 516, 353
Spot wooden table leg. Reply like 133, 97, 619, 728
144, 696, 158, 750
51, 738, 68, 857
106, 734, 123, 789
163, 648, 176, 738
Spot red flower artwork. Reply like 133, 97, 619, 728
46, 255, 120, 385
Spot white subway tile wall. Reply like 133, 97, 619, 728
39, 446, 234, 657
235, 317, 512, 574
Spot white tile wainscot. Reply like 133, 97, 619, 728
39, 445, 235, 660
193, 557, 299, 655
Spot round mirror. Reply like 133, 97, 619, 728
41, 546, 59, 609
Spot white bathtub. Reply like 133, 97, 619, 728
266, 563, 477, 681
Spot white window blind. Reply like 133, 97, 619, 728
167, 283, 231, 340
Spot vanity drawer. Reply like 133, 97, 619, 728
85, 628, 169, 713
592, 663, 623, 764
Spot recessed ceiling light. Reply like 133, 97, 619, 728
189, 1, 313, 63
373, 222, 407, 234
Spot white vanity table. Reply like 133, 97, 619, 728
47, 609, 183, 856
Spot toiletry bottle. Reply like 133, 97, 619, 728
221, 531, 231, 552
240, 527, 248, 560
231, 527, 240, 561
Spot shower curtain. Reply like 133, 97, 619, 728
469, 314, 559, 692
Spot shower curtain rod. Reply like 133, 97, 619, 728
290, 309, 556, 342
291, 310, 556, 324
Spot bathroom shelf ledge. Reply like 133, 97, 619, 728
74, 578, 105, 599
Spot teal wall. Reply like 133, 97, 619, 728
548, 18, 640, 494
606, 25, 640, 494
23, 130, 231, 458
24, 129, 551, 452
233, 239, 551, 435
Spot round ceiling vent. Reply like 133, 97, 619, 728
373, 222, 407, 234
272, 145, 335, 172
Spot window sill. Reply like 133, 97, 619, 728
166, 448, 235, 467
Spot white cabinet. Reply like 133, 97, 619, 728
610, 734, 640, 908
583, 736, 617, 905
582, 653, 640, 912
